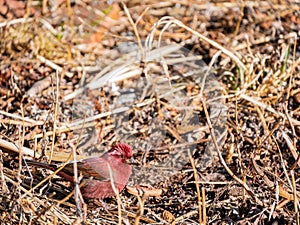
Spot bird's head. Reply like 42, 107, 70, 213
109, 143, 133, 160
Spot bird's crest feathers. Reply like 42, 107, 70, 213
110, 143, 133, 159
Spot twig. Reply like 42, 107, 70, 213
153, 16, 246, 75
21, 152, 74, 199
291, 170, 300, 225
282, 131, 300, 169
5, 175, 72, 223
0, 110, 42, 125
56, 180, 87, 206
251, 158, 299, 201
202, 187, 207, 225
201, 96, 263, 205
37, 55, 73, 78
107, 163, 123, 225
122, 2, 144, 60
73, 113, 88, 222
240, 93, 300, 126
200, 50, 222, 96
0, 17, 34, 28
17, 104, 26, 200
49, 70, 59, 164
0, 139, 41, 158
134, 194, 145, 225
73, 146, 82, 220
188, 150, 202, 224
172, 210, 198, 225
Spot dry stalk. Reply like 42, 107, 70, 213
0, 139, 41, 158
172, 210, 198, 225
150, 16, 246, 77
49, 71, 59, 164
21, 152, 74, 199
134, 194, 145, 225
201, 187, 206, 225
240, 94, 300, 126
0, 17, 34, 28
107, 163, 123, 225
291, 170, 300, 225
5, 175, 72, 223
276, 138, 300, 203
0, 110, 41, 125
17, 104, 26, 200
201, 96, 263, 205
188, 150, 202, 224
122, 2, 144, 59
36, 55, 73, 78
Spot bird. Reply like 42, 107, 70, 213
25, 143, 133, 199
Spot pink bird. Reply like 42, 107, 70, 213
26, 143, 133, 199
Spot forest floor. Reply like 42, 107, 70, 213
0, 0, 300, 224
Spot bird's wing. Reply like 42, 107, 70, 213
77, 156, 113, 180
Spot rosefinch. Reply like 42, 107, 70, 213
26, 143, 133, 199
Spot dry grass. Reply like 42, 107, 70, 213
0, 0, 299, 224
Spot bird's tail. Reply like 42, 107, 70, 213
24, 160, 57, 170
24, 160, 74, 182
